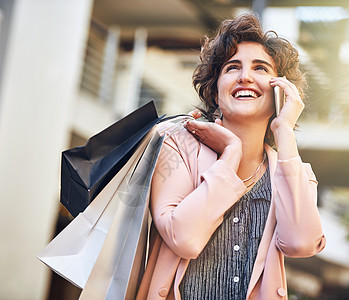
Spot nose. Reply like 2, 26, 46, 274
238, 68, 254, 84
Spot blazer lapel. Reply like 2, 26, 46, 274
246, 145, 278, 298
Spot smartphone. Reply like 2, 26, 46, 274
274, 86, 285, 116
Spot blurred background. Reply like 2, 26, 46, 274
0, 0, 349, 299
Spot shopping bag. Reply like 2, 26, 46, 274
61, 101, 164, 217
79, 131, 164, 300
37, 128, 157, 288
38, 104, 193, 296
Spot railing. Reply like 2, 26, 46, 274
79, 20, 158, 117
80, 20, 108, 99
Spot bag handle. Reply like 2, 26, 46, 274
159, 114, 193, 123
157, 114, 194, 140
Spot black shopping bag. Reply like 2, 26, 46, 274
60, 101, 164, 217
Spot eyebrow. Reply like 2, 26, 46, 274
223, 59, 274, 69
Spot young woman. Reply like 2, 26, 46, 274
136, 13, 326, 300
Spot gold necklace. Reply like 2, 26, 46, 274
242, 153, 266, 187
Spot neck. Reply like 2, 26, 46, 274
222, 118, 268, 180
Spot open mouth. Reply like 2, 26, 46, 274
233, 89, 260, 99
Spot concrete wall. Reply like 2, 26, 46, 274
0, 0, 93, 299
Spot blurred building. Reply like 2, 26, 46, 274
0, 0, 348, 299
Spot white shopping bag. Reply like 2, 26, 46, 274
79, 132, 164, 300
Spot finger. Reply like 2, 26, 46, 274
186, 123, 207, 142
185, 120, 200, 135
188, 109, 201, 119
186, 120, 216, 140
280, 79, 300, 98
270, 78, 301, 101
188, 109, 196, 116
215, 119, 223, 126
186, 120, 207, 130
271, 77, 300, 95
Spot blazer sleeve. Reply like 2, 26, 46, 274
274, 155, 326, 257
150, 130, 247, 259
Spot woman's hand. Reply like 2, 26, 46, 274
269, 77, 304, 133
269, 77, 304, 159
185, 118, 242, 171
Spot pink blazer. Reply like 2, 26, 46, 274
136, 128, 326, 300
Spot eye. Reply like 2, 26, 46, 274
226, 65, 239, 72
255, 65, 268, 72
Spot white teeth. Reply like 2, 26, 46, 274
234, 90, 258, 98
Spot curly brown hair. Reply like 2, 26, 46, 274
193, 13, 307, 146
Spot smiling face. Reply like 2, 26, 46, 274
217, 41, 277, 125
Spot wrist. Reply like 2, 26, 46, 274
273, 127, 299, 160
272, 124, 294, 141
271, 121, 294, 133
219, 144, 242, 172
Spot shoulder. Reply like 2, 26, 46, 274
157, 124, 218, 181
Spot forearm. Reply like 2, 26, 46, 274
274, 157, 326, 257
152, 159, 246, 259
273, 125, 299, 160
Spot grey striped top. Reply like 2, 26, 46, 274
179, 166, 271, 300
